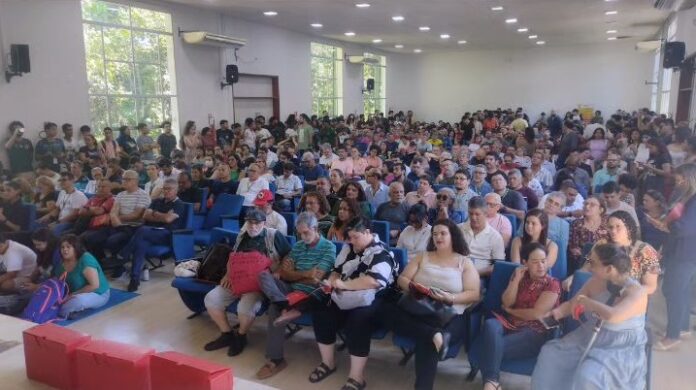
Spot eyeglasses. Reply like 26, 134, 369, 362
436, 195, 450, 200
486, 202, 499, 207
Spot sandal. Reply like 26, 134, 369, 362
484, 380, 502, 390
308, 362, 337, 383
653, 338, 681, 351
340, 378, 367, 390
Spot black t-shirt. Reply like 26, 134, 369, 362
210, 180, 238, 198
7, 138, 34, 174
148, 198, 187, 230
217, 128, 234, 146
0, 199, 30, 231
178, 187, 202, 205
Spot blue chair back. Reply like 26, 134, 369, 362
371, 220, 390, 245
22, 203, 36, 231
564, 271, 592, 333
285, 234, 297, 247
483, 262, 521, 312
181, 202, 194, 230
332, 240, 344, 255
281, 212, 297, 236
198, 187, 209, 214
269, 181, 277, 195
292, 197, 301, 212
389, 247, 408, 275
204, 194, 243, 229
209, 227, 238, 245
503, 213, 517, 237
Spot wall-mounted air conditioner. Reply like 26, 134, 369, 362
179, 30, 247, 48
636, 40, 662, 52
345, 55, 380, 64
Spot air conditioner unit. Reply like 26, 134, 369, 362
345, 55, 380, 64
636, 40, 662, 52
654, 0, 696, 11
180, 31, 247, 48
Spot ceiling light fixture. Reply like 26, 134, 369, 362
395, 44, 404, 48
606, 29, 617, 34
355, 3, 370, 8
372, 39, 382, 43
607, 36, 617, 41
605, 10, 618, 15
311, 23, 323, 28
517, 28, 529, 32
536, 40, 546, 45
419, 26, 430, 31
491, 6, 504, 11
528, 35, 538, 39
392, 15, 405, 22
457, 40, 467, 44
263, 11, 277, 16
440, 34, 450, 39
344, 31, 356, 36
414, 49, 422, 53
505, 18, 518, 24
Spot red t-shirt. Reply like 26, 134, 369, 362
509, 273, 561, 333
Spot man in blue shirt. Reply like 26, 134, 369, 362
35, 122, 66, 171
299, 151, 327, 191
119, 178, 186, 291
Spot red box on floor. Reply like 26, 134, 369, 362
150, 351, 233, 390
23, 323, 92, 390
74, 339, 155, 390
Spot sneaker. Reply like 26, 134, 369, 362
127, 278, 140, 292
273, 309, 302, 327
204, 332, 235, 351
141, 268, 150, 282
227, 333, 247, 356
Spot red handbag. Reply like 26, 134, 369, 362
226, 251, 272, 296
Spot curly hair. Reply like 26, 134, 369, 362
333, 198, 363, 229
337, 182, 367, 202
299, 191, 331, 216
608, 210, 640, 244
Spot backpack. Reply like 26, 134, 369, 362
21, 277, 69, 324
196, 242, 234, 284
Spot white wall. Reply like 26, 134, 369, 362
413, 42, 654, 123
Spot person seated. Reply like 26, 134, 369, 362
254, 212, 336, 379
542, 179, 584, 221
157, 157, 180, 181
298, 191, 334, 237
143, 163, 163, 199
508, 169, 538, 210
35, 163, 61, 189
458, 196, 505, 275
490, 172, 527, 222
453, 169, 477, 218
387, 162, 416, 193
510, 209, 559, 268
331, 182, 372, 219
25, 228, 60, 291
380, 219, 480, 390
405, 174, 437, 209
603, 181, 640, 227
331, 147, 355, 177
203, 209, 291, 356
243, 189, 287, 235
428, 187, 465, 224
637, 189, 667, 251
70, 180, 114, 236
0, 180, 31, 234
300, 152, 327, 190
53, 234, 110, 318
208, 163, 237, 204
84, 167, 104, 195
190, 164, 212, 190
484, 193, 513, 247
307, 217, 396, 390
274, 162, 303, 212
364, 169, 389, 213
237, 163, 270, 219
35, 176, 58, 218
435, 159, 458, 186
532, 243, 648, 390
104, 158, 124, 189
471, 165, 493, 197
375, 182, 410, 243
350, 146, 369, 178
618, 173, 638, 208
568, 196, 610, 275
327, 199, 364, 242
592, 150, 624, 190
38, 172, 88, 237
177, 172, 202, 213
71, 161, 89, 192
480, 243, 561, 390
117, 178, 187, 292
397, 203, 432, 262
0, 233, 37, 294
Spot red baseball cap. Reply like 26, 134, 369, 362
253, 189, 274, 206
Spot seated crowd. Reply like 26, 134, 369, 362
1, 107, 695, 390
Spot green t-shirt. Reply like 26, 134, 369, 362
54, 253, 110, 295
288, 237, 336, 293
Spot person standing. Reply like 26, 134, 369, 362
4, 121, 34, 181
157, 121, 177, 159
35, 122, 66, 172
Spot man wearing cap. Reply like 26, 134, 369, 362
203, 209, 292, 357
247, 190, 287, 235
274, 162, 303, 212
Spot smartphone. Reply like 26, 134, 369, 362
429, 286, 447, 296
539, 315, 560, 330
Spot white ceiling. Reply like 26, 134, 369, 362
164, 0, 670, 51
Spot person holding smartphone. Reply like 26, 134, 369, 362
478, 242, 560, 390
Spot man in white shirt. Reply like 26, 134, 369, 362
157, 158, 180, 181
458, 196, 505, 276
237, 163, 270, 217
539, 179, 584, 221
274, 163, 303, 212
243, 190, 287, 235
45, 172, 89, 236
144, 163, 164, 199
0, 234, 37, 293
243, 118, 257, 152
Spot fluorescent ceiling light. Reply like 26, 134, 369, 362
528, 35, 538, 39
440, 34, 450, 39
344, 31, 356, 36
505, 18, 518, 24
517, 28, 529, 32
311, 23, 323, 28
263, 11, 277, 16
491, 6, 504, 11
372, 39, 382, 43
395, 44, 404, 48
413, 49, 422, 53
606, 29, 617, 34
607, 37, 617, 41
392, 15, 405, 22
536, 40, 546, 45
457, 40, 467, 44
355, 3, 370, 8
419, 26, 430, 31
605, 10, 618, 15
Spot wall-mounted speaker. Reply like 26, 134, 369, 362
663, 41, 685, 69
366, 78, 375, 91
10, 44, 30, 73
226, 64, 239, 84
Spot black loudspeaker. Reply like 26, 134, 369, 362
366, 78, 375, 91
226, 64, 239, 84
10, 44, 30, 73
663, 41, 685, 68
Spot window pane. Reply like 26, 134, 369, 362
82, 0, 130, 25
108, 96, 136, 127
105, 61, 134, 94
137, 98, 164, 126
89, 96, 109, 133
131, 7, 172, 32
135, 63, 160, 95
133, 31, 159, 63
311, 42, 333, 58
103, 27, 132, 61
83, 25, 106, 94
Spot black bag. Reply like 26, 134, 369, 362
196, 243, 234, 284
397, 293, 458, 327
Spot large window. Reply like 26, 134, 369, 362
363, 53, 386, 116
81, 0, 178, 137
311, 42, 343, 117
